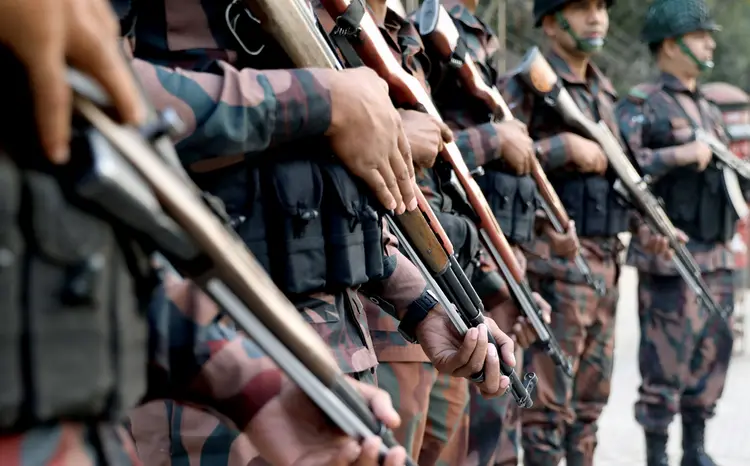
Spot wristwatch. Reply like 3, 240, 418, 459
397, 290, 439, 343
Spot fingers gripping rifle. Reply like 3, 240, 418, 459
245, 0, 535, 406
48, 71, 414, 462
316, 0, 572, 379
415, 0, 605, 298
513, 47, 732, 327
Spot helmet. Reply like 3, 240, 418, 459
641, 0, 721, 45
533, 0, 614, 28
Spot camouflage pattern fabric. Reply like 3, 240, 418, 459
375, 362, 438, 460
521, 247, 619, 466
417, 374, 471, 466
0, 424, 142, 466
635, 270, 734, 433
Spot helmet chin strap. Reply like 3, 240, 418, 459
676, 36, 713, 72
555, 11, 605, 53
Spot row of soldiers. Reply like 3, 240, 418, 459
0, 0, 741, 465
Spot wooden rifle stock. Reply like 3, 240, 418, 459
513, 47, 732, 327
417, 3, 603, 296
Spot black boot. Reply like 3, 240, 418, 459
645, 432, 670, 466
681, 422, 718, 466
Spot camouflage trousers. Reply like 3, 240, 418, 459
521, 256, 619, 466
129, 369, 376, 465
376, 363, 470, 465
460, 345, 523, 466
0, 423, 142, 466
635, 270, 735, 433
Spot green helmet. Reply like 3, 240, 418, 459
640, 0, 721, 45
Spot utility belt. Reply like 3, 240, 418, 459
654, 166, 737, 243
0, 155, 151, 431
475, 170, 538, 245
553, 174, 628, 238
192, 154, 385, 296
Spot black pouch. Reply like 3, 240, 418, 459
234, 168, 272, 273
582, 176, 610, 236
0, 156, 23, 428
558, 178, 586, 230
24, 171, 117, 422
479, 170, 517, 236
319, 163, 368, 288
268, 160, 326, 294
359, 196, 384, 281
698, 168, 724, 242
605, 185, 629, 235
512, 175, 537, 243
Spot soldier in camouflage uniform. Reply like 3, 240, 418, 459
616, 1, 742, 464
415, 0, 580, 464
123, 0, 517, 463
0, 2, 410, 465
496, 0, 674, 464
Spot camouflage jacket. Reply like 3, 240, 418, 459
497, 51, 634, 281
617, 72, 746, 274
129, 0, 436, 374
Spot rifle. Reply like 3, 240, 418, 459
414, 0, 605, 298
315, 0, 574, 379
693, 128, 750, 219
43, 69, 414, 463
513, 46, 732, 325
247, 0, 538, 406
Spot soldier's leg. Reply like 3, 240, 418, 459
680, 269, 734, 466
566, 259, 618, 466
417, 374, 471, 466
635, 272, 699, 464
521, 274, 590, 466
460, 384, 511, 466
376, 362, 437, 460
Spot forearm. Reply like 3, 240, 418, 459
131, 58, 333, 165
535, 134, 572, 171
148, 274, 285, 430
453, 123, 502, 170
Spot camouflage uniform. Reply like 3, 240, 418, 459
415, 1, 529, 464
615, 2, 741, 464
356, 9, 471, 464
125, 0, 435, 463
498, 52, 631, 466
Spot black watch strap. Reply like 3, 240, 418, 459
397, 290, 439, 344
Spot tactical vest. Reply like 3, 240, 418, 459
153, 12, 386, 296
426, 51, 539, 245
642, 92, 736, 243
530, 91, 628, 238
0, 155, 150, 432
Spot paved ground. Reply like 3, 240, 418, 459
592, 266, 750, 465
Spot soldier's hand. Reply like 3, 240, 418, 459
323, 67, 417, 215
637, 224, 687, 260
0, 0, 146, 164
248, 378, 408, 466
397, 109, 453, 169
566, 133, 608, 174
494, 120, 534, 174
686, 140, 713, 171
415, 305, 515, 397
542, 219, 579, 259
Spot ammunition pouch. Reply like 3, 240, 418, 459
554, 175, 628, 237
196, 158, 384, 296
477, 171, 538, 244
0, 156, 150, 431
654, 167, 736, 243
